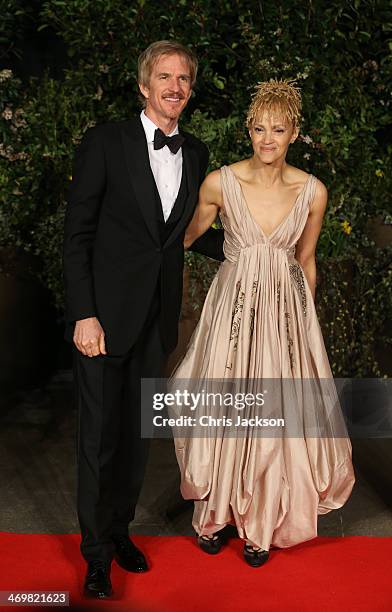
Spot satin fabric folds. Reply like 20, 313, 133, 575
171, 166, 355, 550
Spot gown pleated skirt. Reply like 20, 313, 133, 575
171, 166, 355, 550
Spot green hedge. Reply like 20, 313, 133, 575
0, 0, 391, 375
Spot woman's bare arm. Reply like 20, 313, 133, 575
295, 179, 328, 300
184, 169, 223, 248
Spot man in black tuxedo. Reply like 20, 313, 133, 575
63, 40, 223, 598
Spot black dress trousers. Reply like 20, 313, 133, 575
74, 293, 165, 563
74, 173, 187, 563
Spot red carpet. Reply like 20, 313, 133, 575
0, 533, 391, 611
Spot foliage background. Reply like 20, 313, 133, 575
0, 0, 391, 376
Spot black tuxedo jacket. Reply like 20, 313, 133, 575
63, 117, 224, 355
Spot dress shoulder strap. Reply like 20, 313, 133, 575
306, 174, 318, 210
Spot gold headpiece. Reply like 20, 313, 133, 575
246, 79, 302, 128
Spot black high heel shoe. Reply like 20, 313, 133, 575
197, 533, 225, 555
243, 544, 269, 567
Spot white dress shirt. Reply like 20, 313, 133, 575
140, 110, 183, 222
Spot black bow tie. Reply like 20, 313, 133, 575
153, 128, 185, 154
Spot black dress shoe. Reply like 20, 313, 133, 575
112, 535, 148, 572
243, 544, 269, 568
84, 560, 113, 599
197, 532, 225, 555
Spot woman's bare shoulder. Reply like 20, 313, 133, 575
287, 165, 327, 195
313, 176, 328, 197
312, 177, 328, 213
286, 164, 311, 184
201, 169, 223, 206
226, 159, 249, 179
202, 168, 221, 189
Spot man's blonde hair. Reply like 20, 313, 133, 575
138, 40, 198, 100
246, 79, 302, 129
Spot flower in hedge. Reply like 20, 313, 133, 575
0, 143, 12, 159
0, 142, 28, 161
0, 69, 12, 82
363, 60, 378, 71
300, 134, 313, 145
14, 116, 27, 128
2, 107, 13, 120
296, 69, 310, 80
341, 220, 352, 235
68, 175, 72, 180
13, 108, 27, 128
303, 153, 310, 160
99, 64, 109, 73
375, 169, 384, 178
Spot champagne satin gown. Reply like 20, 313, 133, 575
171, 165, 355, 550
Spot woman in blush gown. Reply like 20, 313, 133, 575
171, 80, 355, 567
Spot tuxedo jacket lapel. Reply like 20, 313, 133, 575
163, 135, 199, 249
121, 118, 160, 246
121, 119, 200, 250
